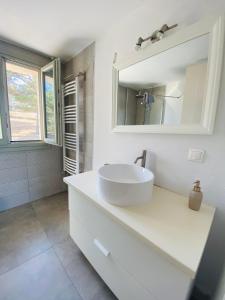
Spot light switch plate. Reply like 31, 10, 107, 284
188, 149, 205, 162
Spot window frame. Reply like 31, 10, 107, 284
0, 56, 49, 151
41, 58, 62, 146
0, 57, 10, 145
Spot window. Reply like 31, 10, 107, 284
6, 62, 41, 141
0, 118, 2, 140
43, 66, 56, 141
0, 57, 61, 149
41, 59, 62, 145
0, 57, 8, 145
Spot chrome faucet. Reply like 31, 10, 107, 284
134, 150, 147, 168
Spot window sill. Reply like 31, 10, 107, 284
0, 141, 51, 152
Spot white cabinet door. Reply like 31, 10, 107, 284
70, 215, 155, 300
69, 187, 192, 300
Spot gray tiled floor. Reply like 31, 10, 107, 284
0, 192, 117, 300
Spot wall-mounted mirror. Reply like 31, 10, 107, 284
112, 16, 224, 134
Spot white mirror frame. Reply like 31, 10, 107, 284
112, 15, 225, 134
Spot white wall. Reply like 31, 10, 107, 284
93, 2, 225, 297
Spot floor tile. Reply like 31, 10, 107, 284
0, 203, 34, 227
0, 206, 51, 275
32, 192, 69, 244
0, 192, 117, 300
54, 237, 81, 268
45, 284, 82, 300
54, 238, 116, 299
0, 249, 82, 300
32, 192, 68, 212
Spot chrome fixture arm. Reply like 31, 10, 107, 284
134, 150, 147, 168
135, 23, 177, 49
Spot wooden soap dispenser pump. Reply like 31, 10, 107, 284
189, 180, 203, 211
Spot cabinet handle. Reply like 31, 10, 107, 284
94, 239, 110, 257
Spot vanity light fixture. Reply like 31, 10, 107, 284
135, 23, 178, 50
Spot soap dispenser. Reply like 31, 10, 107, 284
189, 180, 203, 211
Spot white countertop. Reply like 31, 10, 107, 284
64, 171, 215, 278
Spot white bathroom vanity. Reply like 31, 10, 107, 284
64, 171, 215, 300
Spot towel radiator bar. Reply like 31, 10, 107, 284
62, 75, 84, 175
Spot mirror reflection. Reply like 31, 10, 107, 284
117, 34, 209, 126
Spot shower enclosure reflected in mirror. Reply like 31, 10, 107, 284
112, 16, 224, 134
117, 35, 208, 126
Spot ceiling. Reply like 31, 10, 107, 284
0, 0, 145, 60
119, 34, 209, 89
0, 0, 225, 61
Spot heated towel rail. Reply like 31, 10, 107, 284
63, 74, 84, 175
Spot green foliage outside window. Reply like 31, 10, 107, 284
6, 70, 38, 112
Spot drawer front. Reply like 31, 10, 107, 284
69, 188, 192, 300
70, 216, 155, 300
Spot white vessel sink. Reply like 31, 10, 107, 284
97, 164, 154, 206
